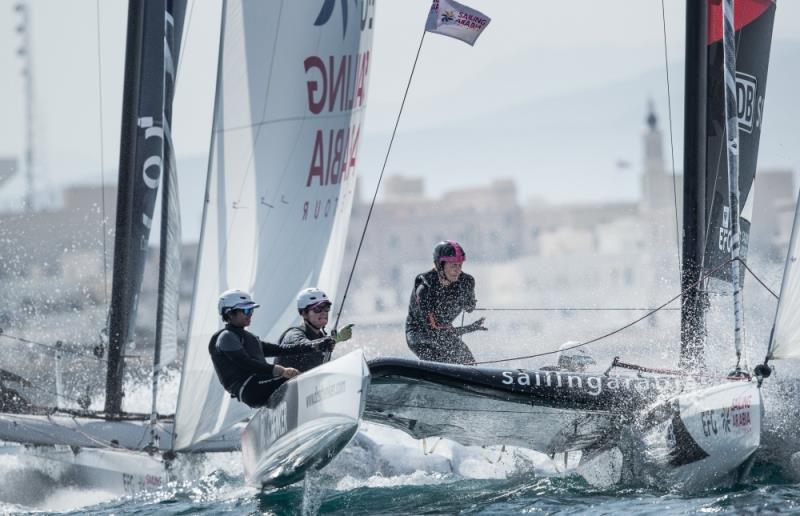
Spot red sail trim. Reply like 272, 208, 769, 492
708, 0, 774, 45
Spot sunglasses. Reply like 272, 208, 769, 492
310, 304, 331, 314
237, 307, 255, 316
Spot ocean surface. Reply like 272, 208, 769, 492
1, 420, 799, 516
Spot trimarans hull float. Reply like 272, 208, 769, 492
366, 359, 760, 489
241, 350, 370, 488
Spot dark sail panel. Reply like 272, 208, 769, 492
702, 0, 775, 282
106, 0, 167, 415
154, 0, 187, 372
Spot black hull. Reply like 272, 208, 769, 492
366, 358, 688, 453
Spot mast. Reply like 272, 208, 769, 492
721, 0, 744, 367
13, 1, 35, 212
679, 0, 708, 370
105, 0, 145, 416
106, 0, 167, 416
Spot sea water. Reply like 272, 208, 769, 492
3, 306, 800, 514
2, 420, 799, 515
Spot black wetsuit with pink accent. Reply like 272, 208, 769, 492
405, 269, 477, 364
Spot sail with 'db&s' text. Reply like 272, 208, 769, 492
702, 0, 775, 284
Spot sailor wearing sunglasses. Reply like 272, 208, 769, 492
275, 287, 354, 373
209, 289, 334, 408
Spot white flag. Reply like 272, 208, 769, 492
425, 0, 491, 46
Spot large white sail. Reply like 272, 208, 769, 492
173, 0, 375, 451
768, 191, 800, 359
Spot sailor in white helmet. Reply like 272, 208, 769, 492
208, 289, 331, 407
556, 342, 596, 372
276, 288, 354, 372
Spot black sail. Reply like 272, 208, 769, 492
106, 0, 168, 416
154, 0, 186, 377
703, 0, 776, 282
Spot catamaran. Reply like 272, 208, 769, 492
0, 0, 375, 493
364, 0, 777, 491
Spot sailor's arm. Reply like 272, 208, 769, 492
217, 331, 279, 376
262, 330, 334, 356
463, 275, 477, 313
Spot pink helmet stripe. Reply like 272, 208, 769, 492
442, 240, 465, 262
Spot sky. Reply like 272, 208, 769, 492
0, 0, 798, 237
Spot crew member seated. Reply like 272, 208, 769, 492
276, 287, 353, 373
208, 289, 332, 408
541, 342, 596, 372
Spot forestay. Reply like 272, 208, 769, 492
173, 0, 375, 451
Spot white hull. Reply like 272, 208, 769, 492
636, 380, 761, 490
6, 445, 170, 496
0, 413, 241, 453
240, 350, 370, 488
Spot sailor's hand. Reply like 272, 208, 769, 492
313, 337, 336, 353
332, 323, 354, 343
281, 367, 300, 379
466, 318, 487, 333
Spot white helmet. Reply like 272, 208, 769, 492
557, 341, 595, 372
218, 289, 260, 316
297, 287, 330, 313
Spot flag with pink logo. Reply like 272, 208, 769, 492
425, 0, 491, 46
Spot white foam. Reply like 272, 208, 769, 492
38, 487, 118, 512
318, 422, 564, 491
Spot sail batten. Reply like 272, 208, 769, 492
173, 0, 375, 450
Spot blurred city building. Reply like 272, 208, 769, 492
338, 104, 796, 361
0, 104, 795, 370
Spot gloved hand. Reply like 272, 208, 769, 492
313, 337, 336, 353
456, 318, 487, 335
332, 323, 354, 343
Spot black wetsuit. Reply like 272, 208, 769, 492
208, 324, 316, 407
275, 323, 334, 372
405, 269, 478, 364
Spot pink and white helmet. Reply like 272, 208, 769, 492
433, 240, 466, 270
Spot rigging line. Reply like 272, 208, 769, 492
471, 257, 734, 366
21, 381, 88, 406
220, 108, 366, 133
0, 332, 103, 360
473, 307, 680, 312
739, 258, 779, 299
95, 0, 110, 308
45, 413, 122, 450
333, 30, 428, 331
173, 0, 195, 88
660, 0, 681, 277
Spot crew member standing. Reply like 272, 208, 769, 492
405, 241, 487, 364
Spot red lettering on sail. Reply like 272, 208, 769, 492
307, 131, 325, 187
304, 51, 370, 114
304, 57, 326, 115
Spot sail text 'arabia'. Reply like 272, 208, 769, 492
304, 52, 370, 188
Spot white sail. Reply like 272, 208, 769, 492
173, 0, 374, 451
768, 190, 800, 359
